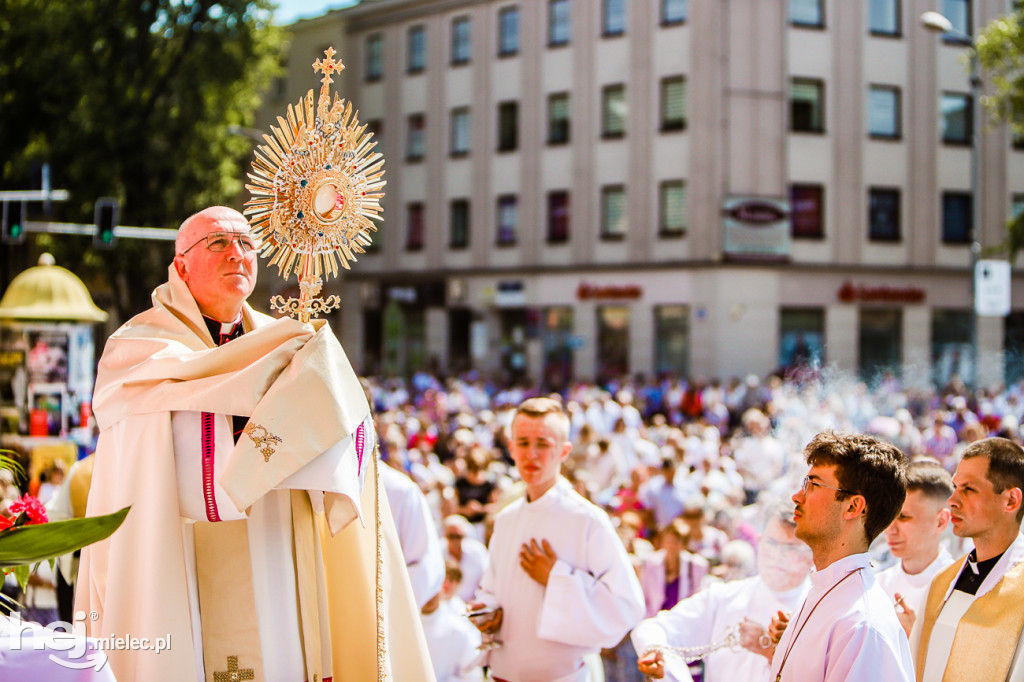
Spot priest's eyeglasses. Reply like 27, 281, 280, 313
800, 476, 851, 496
180, 232, 259, 256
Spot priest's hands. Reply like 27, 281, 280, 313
520, 538, 557, 586
739, 617, 776, 662
637, 649, 666, 679
894, 592, 916, 638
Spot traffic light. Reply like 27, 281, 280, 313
2, 201, 26, 244
94, 197, 119, 249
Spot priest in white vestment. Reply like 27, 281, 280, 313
769, 432, 914, 682
910, 438, 1024, 681
632, 503, 812, 682
472, 398, 645, 682
76, 207, 434, 682
875, 461, 954, 633
381, 462, 445, 608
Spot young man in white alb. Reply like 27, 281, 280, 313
768, 432, 914, 681
471, 397, 644, 682
875, 460, 954, 635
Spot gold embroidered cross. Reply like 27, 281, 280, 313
244, 423, 283, 462
213, 655, 254, 682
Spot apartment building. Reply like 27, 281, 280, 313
257, 0, 1024, 388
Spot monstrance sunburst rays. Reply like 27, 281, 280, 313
244, 47, 385, 322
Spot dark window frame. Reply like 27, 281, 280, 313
868, 84, 902, 140
790, 0, 826, 28
498, 5, 520, 57
497, 101, 519, 152
406, 113, 426, 162
790, 183, 826, 240
941, 191, 973, 245
496, 194, 519, 246
791, 77, 826, 133
406, 202, 425, 251
600, 184, 627, 240
941, 91, 973, 146
451, 16, 472, 66
449, 106, 470, 157
868, 0, 902, 37
868, 187, 902, 242
365, 33, 384, 82
547, 191, 571, 243
602, 83, 627, 139
450, 198, 470, 249
660, 75, 686, 132
602, 0, 626, 37
661, 0, 688, 25
548, 0, 571, 46
407, 25, 426, 74
659, 180, 687, 237
547, 92, 571, 145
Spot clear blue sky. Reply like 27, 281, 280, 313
273, 0, 358, 24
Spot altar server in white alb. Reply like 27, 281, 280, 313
631, 501, 813, 682
910, 437, 1024, 681
381, 461, 445, 608
875, 460, 954, 635
471, 397, 645, 682
77, 207, 432, 682
769, 432, 914, 682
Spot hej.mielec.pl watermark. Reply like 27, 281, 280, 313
5, 610, 171, 672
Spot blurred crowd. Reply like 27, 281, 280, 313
370, 368, 1022, 680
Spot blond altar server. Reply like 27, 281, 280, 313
472, 397, 645, 682
876, 461, 954, 634
769, 432, 914, 682
910, 437, 1024, 681
76, 207, 433, 682
632, 502, 812, 682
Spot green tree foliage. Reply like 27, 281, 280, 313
977, 10, 1024, 262
0, 0, 285, 320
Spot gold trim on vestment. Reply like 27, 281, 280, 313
917, 556, 1024, 681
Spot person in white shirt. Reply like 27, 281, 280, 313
875, 460, 955, 635
421, 563, 484, 682
443, 514, 489, 604
633, 502, 813, 682
767, 432, 914, 682
381, 461, 446, 609
471, 397, 645, 682
909, 437, 1024, 681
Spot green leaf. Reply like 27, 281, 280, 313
11, 565, 29, 592
0, 507, 130, 568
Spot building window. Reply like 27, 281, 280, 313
365, 34, 383, 81
450, 107, 470, 157
868, 187, 901, 241
549, 0, 570, 46
941, 93, 972, 145
365, 119, 384, 153
548, 191, 570, 243
868, 85, 900, 139
597, 306, 630, 382
547, 92, 570, 144
790, 0, 824, 27
601, 185, 627, 239
654, 305, 689, 377
790, 184, 825, 239
791, 78, 825, 132
497, 195, 518, 246
780, 308, 825, 371
498, 6, 520, 56
603, 0, 626, 36
869, 0, 901, 35
660, 76, 686, 131
662, 0, 688, 24
450, 199, 470, 248
407, 25, 426, 73
942, 191, 972, 244
1013, 192, 1024, 220
859, 308, 902, 382
407, 113, 425, 162
932, 309, 972, 386
452, 16, 471, 65
602, 84, 626, 138
659, 181, 687, 236
942, 0, 971, 37
542, 307, 574, 390
406, 203, 425, 251
498, 101, 518, 152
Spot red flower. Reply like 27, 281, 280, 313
9, 495, 48, 525
0, 515, 12, 531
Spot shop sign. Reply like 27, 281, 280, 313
722, 196, 790, 259
975, 260, 1011, 317
837, 281, 926, 304
495, 281, 526, 307
577, 283, 643, 300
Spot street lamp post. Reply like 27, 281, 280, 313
922, 10, 982, 387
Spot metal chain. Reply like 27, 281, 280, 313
641, 623, 741, 665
